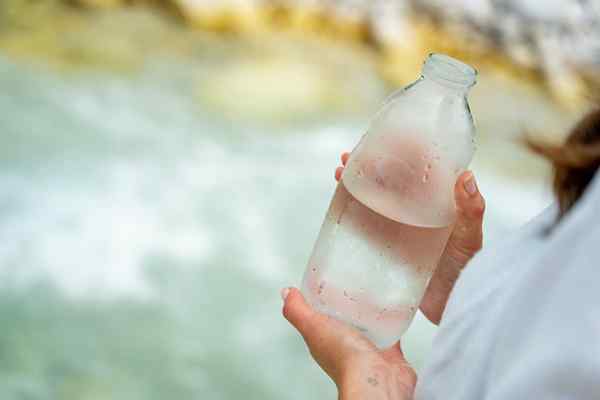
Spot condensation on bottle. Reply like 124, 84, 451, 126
301, 54, 478, 348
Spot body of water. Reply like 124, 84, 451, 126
0, 14, 578, 397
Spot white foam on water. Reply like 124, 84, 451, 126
0, 54, 557, 397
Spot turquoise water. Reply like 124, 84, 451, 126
0, 44, 565, 398
0, 54, 373, 399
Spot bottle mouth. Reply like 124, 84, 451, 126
422, 53, 477, 89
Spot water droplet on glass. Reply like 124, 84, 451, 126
318, 281, 326, 295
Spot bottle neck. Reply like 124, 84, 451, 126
419, 75, 469, 96
421, 54, 477, 94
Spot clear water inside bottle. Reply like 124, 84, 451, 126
302, 183, 451, 348
302, 54, 476, 347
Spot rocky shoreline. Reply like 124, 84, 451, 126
126, 1, 600, 106
2, 0, 598, 107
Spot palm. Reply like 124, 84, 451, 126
283, 288, 416, 399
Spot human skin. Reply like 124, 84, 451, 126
282, 152, 486, 399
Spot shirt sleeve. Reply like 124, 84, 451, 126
484, 224, 600, 399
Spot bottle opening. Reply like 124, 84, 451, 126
422, 53, 477, 89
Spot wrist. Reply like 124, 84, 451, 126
336, 356, 361, 398
337, 360, 414, 400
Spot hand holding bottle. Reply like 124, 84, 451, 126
282, 287, 417, 400
280, 154, 484, 400
300, 55, 480, 346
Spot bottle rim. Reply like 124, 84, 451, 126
422, 53, 477, 89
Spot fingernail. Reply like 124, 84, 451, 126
464, 173, 478, 196
280, 287, 290, 301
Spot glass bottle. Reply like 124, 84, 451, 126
301, 54, 477, 348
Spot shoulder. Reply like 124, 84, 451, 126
417, 204, 600, 399
481, 216, 600, 399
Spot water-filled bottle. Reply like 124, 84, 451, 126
301, 54, 477, 348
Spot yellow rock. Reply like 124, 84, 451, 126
70, 0, 124, 9
2, 0, 595, 110
378, 46, 425, 86
197, 58, 345, 121
172, 1, 268, 33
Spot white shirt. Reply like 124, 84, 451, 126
416, 172, 600, 399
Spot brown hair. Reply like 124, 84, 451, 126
527, 108, 600, 220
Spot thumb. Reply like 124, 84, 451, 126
281, 287, 372, 352
445, 171, 485, 265
281, 287, 318, 341
281, 287, 373, 383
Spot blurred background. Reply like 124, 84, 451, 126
0, 0, 598, 398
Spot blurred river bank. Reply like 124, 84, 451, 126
0, 1, 592, 399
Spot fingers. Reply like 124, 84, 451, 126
341, 152, 350, 166
335, 152, 350, 182
450, 171, 485, 259
420, 171, 485, 325
335, 167, 343, 182
282, 287, 317, 340
456, 171, 485, 220
281, 287, 372, 352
